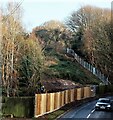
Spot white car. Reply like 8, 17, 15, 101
95, 98, 112, 111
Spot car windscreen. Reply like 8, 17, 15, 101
98, 99, 110, 103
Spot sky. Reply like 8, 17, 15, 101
1, 0, 113, 32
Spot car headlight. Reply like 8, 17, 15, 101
107, 105, 111, 107
96, 104, 99, 107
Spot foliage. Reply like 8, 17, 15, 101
1, 2, 44, 96
96, 85, 113, 95
2, 97, 34, 118
45, 52, 100, 85
66, 5, 112, 81
42, 20, 66, 30
33, 20, 73, 52
2, 2, 113, 98
17, 38, 44, 96
1, 2, 24, 97
71, 27, 84, 57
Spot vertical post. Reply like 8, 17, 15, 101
0, 9, 2, 118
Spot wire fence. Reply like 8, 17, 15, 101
66, 48, 110, 85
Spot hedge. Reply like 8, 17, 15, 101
2, 97, 34, 118
96, 85, 113, 95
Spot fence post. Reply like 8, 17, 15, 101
70, 89, 75, 102
93, 67, 96, 75
74, 88, 77, 100
61, 91, 65, 107
74, 53, 77, 60
64, 90, 68, 104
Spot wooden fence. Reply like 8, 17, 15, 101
35, 86, 94, 117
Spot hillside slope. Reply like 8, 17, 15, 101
42, 50, 101, 92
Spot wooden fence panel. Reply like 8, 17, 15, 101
74, 89, 77, 100
70, 89, 75, 102
35, 86, 95, 117
50, 93, 55, 111
54, 92, 57, 109
76, 88, 82, 100
60, 91, 64, 107
84, 87, 91, 98
68, 90, 71, 103
46, 93, 55, 112
87, 87, 91, 98
81, 87, 84, 99
35, 94, 47, 117
35, 94, 41, 117
41, 94, 47, 114
64, 90, 68, 104
57, 92, 61, 109
84, 87, 88, 99
54, 92, 60, 110
46, 93, 50, 112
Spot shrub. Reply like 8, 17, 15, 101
2, 97, 34, 118
96, 85, 113, 96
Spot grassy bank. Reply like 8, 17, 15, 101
45, 50, 101, 85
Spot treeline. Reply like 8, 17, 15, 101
1, 2, 44, 97
1, 3, 113, 97
66, 6, 113, 82
33, 5, 113, 83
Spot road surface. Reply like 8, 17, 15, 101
58, 96, 113, 119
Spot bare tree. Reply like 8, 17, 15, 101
66, 5, 112, 77
1, 2, 24, 96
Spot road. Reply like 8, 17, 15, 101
58, 96, 113, 119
